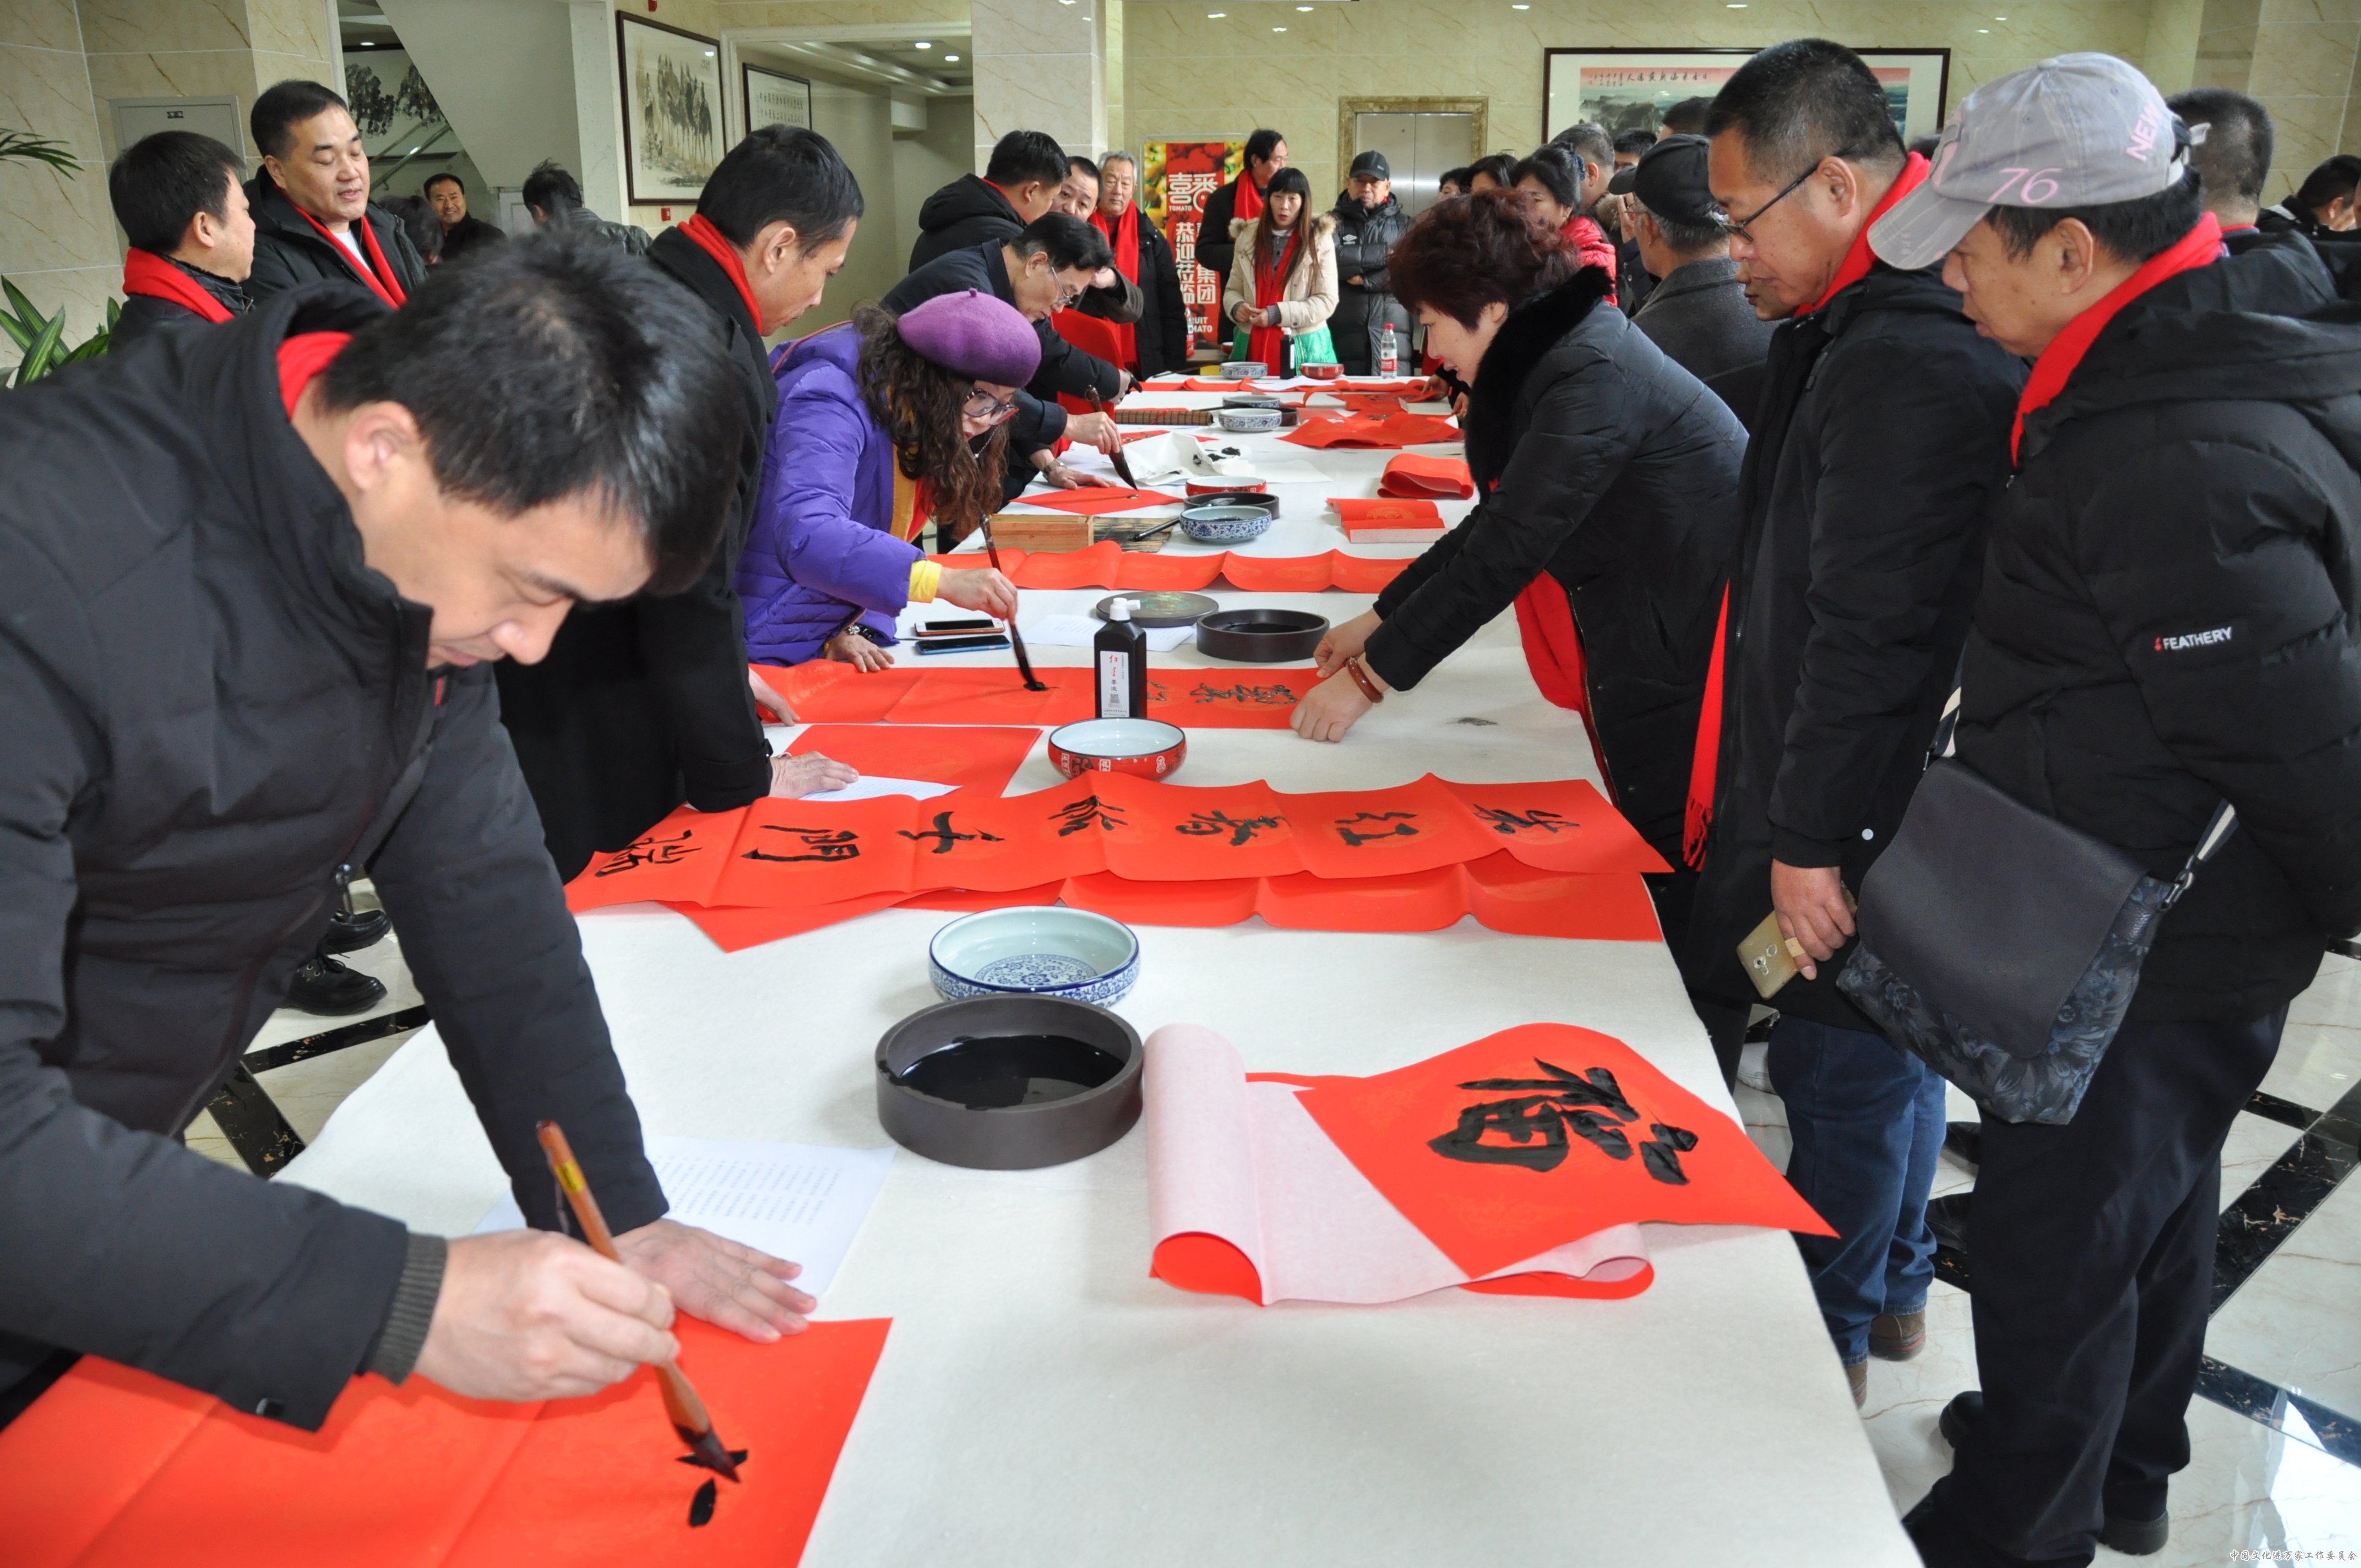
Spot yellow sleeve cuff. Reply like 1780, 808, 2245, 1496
908, 559, 943, 603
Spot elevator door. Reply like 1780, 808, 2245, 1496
1352, 112, 1475, 216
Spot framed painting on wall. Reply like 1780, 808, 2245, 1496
743, 62, 813, 135
618, 12, 726, 204
1542, 48, 1949, 145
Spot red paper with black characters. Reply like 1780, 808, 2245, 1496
565, 805, 743, 913
1284, 1023, 1832, 1278
0, 1318, 892, 1568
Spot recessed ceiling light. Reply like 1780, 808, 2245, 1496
1207, 9, 1225, 14
1272, 24, 1286, 30
1977, 26, 1989, 31
913, 39, 931, 48
944, 53, 960, 61
1512, 4, 1528, 9
1296, 4, 1313, 9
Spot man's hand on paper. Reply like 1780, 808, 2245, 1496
1313, 609, 1380, 676
771, 751, 858, 798
614, 1217, 814, 1343
416, 1228, 679, 1402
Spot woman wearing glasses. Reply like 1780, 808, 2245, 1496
739, 290, 1029, 673
1290, 188, 1744, 948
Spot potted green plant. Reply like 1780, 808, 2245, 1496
0, 129, 115, 385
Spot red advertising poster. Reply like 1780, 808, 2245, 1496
1143, 138, 1243, 354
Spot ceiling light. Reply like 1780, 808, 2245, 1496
913, 39, 931, 47
1977, 26, 1989, 31
944, 53, 960, 61
1272, 24, 1286, 30
1296, 4, 1313, 9
1207, 9, 1226, 14
1512, 4, 1528, 9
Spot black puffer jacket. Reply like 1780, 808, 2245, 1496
1366, 270, 1745, 863
113, 257, 249, 350
1962, 244, 2361, 1019
243, 178, 427, 302
0, 288, 663, 1429
1684, 264, 2027, 1026
1330, 193, 1412, 337
495, 227, 777, 879
909, 174, 1025, 269
1123, 210, 1193, 376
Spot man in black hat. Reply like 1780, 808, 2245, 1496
1330, 149, 1413, 375
1613, 135, 1776, 385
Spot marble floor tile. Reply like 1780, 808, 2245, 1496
252, 1027, 422, 1146
181, 1107, 240, 1170
2126, 1395, 2361, 1564
2217, 1110, 2310, 1212
243, 925, 422, 1054
1862, 1280, 1979, 1513
2286, 951, 2359, 1032
2205, 1173, 2361, 1431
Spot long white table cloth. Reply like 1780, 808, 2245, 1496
276, 389, 1916, 1564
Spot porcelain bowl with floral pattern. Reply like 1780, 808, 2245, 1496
927, 907, 1141, 1006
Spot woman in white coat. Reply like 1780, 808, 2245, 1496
1222, 166, 1338, 366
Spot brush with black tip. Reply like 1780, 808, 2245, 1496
980, 518, 1047, 692
536, 1120, 743, 1484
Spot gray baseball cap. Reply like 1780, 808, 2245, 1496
1869, 53, 2190, 271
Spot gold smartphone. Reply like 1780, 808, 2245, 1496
1736, 886, 1859, 1000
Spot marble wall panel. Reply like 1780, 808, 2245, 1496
83, 48, 264, 157
244, 0, 330, 63
1, 0, 87, 52
0, 32, 116, 282
74, 0, 247, 56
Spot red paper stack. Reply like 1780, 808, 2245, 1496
1377, 453, 1475, 500
1280, 412, 1462, 450
1332, 497, 1446, 543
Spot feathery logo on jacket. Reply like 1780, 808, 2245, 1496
2155, 625, 2233, 652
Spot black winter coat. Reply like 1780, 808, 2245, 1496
0, 288, 662, 1428
113, 259, 249, 351
243, 177, 427, 302
1196, 176, 1263, 286
910, 174, 1025, 269
1330, 193, 1410, 316
1121, 210, 1192, 376
1684, 264, 2026, 1026
1366, 270, 1745, 863
1963, 244, 2361, 1019
494, 228, 774, 880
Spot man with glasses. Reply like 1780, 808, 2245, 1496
885, 212, 1130, 502
1680, 39, 2026, 1411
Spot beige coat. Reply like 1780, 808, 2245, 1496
1222, 211, 1339, 335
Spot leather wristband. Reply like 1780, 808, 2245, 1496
1343, 655, 1384, 704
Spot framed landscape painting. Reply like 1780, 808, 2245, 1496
743, 62, 814, 135
618, 12, 726, 204
1542, 48, 1949, 144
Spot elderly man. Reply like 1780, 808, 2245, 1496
1051, 155, 1146, 330
1682, 38, 2026, 1409
1330, 150, 1412, 375
1865, 56, 2361, 1566
242, 79, 426, 303
1611, 134, 1775, 383
1092, 149, 1192, 377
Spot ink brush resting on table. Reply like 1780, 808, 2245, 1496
535, 1120, 745, 1484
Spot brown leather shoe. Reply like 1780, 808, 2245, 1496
1847, 1359, 1867, 1408
1870, 1310, 1927, 1361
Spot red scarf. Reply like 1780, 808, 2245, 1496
122, 249, 236, 323
277, 331, 352, 416
681, 213, 766, 334
2011, 214, 2222, 460
1563, 214, 1618, 285
1233, 171, 1265, 224
1798, 151, 1930, 317
1089, 204, 1142, 371
293, 206, 406, 308
1682, 587, 1731, 870
1511, 576, 1605, 780
1247, 228, 1298, 369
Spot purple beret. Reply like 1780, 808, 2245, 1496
896, 289, 1041, 386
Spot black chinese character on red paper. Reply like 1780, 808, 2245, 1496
743, 825, 861, 863
1472, 805, 1576, 836
1175, 809, 1284, 846
899, 813, 1005, 856
1427, 1059, 1698, 1185
1189, 679, 1299, 707
594, 829, 699, 877
1052, 795, 1130, 836
1334, 810, 1419, 847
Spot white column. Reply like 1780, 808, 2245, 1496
971, 0, 1107, 172
569, 0, 628, 221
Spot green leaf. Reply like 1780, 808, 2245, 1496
2, 276, 46, 331
0, 306, 31, 353
0, 129, 80, 175
14, 309, 66, 385
105, 297, 121, 329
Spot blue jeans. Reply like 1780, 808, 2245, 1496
1768, 1015, 1946, 1364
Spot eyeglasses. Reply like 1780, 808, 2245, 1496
964, 386, 1020, 424
1717, 149, 1857, 242
1053, 283, 1084, 309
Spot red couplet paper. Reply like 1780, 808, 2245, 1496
1378, 454, 1476, 499
785, 723, 1040, 795
1281, 412, 1463, 450
1285, 1024, 1833, 1278
1442, 777, 1671, 874
1009, 486, 1183, 516
0, 1317, 891, 1568
913, 545, 1408, 594
565, 805, 743, 913
1332, 497, 1441, 524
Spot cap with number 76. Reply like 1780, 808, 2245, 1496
1869, 52, 2193, 272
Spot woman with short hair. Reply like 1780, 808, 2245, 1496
1292, 189, 1745, 941
1465, 154, 1517, 192
739, 291, 1029, 672
1221, 165, 1338, 368
1513, 145, 1618, 280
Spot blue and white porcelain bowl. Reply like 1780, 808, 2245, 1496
1213, 406, 1285, 434
1180, 504, 1275, 545
928, 908, 1141, 1006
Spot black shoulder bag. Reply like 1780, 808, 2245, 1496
1836, 682, 2238, 1126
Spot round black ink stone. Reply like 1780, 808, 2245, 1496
877, 996, 1143, 1169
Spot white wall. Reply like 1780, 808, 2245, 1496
806, 76, 897, 330
377, 0, 584, 189
893, 94, 972, 274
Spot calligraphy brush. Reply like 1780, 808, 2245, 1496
1094, 396, 1142, 489
536, 1120, 742, 1484
978, 518, 1047, 692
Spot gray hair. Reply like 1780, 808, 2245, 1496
1631, 195, 1726, 256
1100, 149, 1137, 173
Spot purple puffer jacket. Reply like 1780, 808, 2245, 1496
738, 323, 921, 665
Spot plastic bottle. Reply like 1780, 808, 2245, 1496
1279, 328, 1297, 379
1095, 597, 1148, 719
1380, 323, 1399, 378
